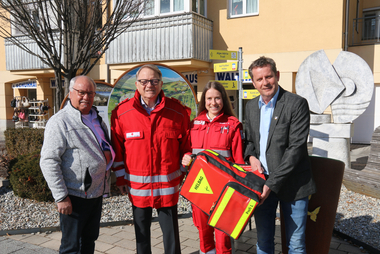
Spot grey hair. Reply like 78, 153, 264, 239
69, 75, 97, 92
135, 64, 162, 80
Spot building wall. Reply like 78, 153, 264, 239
206, 0, 345, 95
0, 0, 379, 144
208, 0, 344, 54
363, 0, 380, 9
345, 0, 380, 143
349, 44, 380, 143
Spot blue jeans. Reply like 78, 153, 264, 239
254, 191, 308, 254
59, 195, 103, 254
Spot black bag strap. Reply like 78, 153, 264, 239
197, 150, 266, 194
225, 181, 260, 202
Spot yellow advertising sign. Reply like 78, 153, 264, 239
210, 80, 238, 90
214, 61, 238, 72
209, 50, 238, 60
243, 89, 260, 99
243, 70, 250, 80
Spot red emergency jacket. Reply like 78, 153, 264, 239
111, 90, 191, 209
190, 110, 244, 164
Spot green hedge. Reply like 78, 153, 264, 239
5, 128, 53, 202
4, 128, 44, 157
9, 150, 53, 202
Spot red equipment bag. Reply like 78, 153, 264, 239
208, 182, 260, 239
180, 149, 266, 239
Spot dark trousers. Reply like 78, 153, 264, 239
59, 195, 103, 254
132, 205, 181, 254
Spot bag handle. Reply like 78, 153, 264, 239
196, 150, 266, 194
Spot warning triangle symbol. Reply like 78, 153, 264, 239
189, 168, 213, 194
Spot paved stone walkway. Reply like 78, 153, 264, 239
1, 215, 367, 254
0, 142, 372, 253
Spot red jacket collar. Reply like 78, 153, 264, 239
197, 109, 226, 122
133, 89, 166, 111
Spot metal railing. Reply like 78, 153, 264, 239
5, 36, 51, 71
351, 15, 380, 46
5, 12, 213, 71
106, 12, 213, 64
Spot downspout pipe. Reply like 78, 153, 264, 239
345, 0, 350, 51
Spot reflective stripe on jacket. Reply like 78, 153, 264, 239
111, 90, 191, 209
190, 110, 244, 164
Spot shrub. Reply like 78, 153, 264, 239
9, 150, 53, 202
4, 128, 44, 158
0, 154, 12, 180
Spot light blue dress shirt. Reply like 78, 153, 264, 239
258, 88, 280, 175
141, 95, 161, 115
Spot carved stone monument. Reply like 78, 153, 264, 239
296, 49, 374, 169
283, 50, 375, 254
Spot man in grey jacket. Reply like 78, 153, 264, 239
40, 75, 114, 254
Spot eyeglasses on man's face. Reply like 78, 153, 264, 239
72, 87, 96, 97
137, 79, 161, 86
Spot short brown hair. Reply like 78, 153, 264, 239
248, 56, 277, 80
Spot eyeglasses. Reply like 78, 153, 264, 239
137, 79, 161, 86
72, 87, 96, 97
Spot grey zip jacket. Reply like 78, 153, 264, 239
40, 101, 111, 202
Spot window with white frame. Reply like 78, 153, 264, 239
144, 0, 187, 17
229, 0, 258, 18
192, 0, 206, 16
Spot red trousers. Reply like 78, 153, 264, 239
192, 204, 231, 253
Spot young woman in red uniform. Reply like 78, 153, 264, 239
182, 81, 244, 254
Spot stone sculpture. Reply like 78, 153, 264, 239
295, 49, 374, 169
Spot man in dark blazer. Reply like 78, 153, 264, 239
244, 56, 316, 254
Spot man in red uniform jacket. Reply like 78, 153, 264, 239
111, 64, 191, 254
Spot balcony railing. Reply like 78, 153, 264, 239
4, 12, 213, 71
106, 12, 213, 64
351, 15, 380, 46
5, 36, 51, 71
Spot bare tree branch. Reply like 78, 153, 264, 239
0, 0, 145, 110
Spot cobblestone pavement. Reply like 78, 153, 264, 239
1, 215, 369, 254
0, 142, 374, 254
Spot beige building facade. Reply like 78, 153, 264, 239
0, 0, 379, 143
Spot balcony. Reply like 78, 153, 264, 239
350, 15, 380, 46
106, 12, 213, 64
5, 36, 51, 71
4, 12, 213, 71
